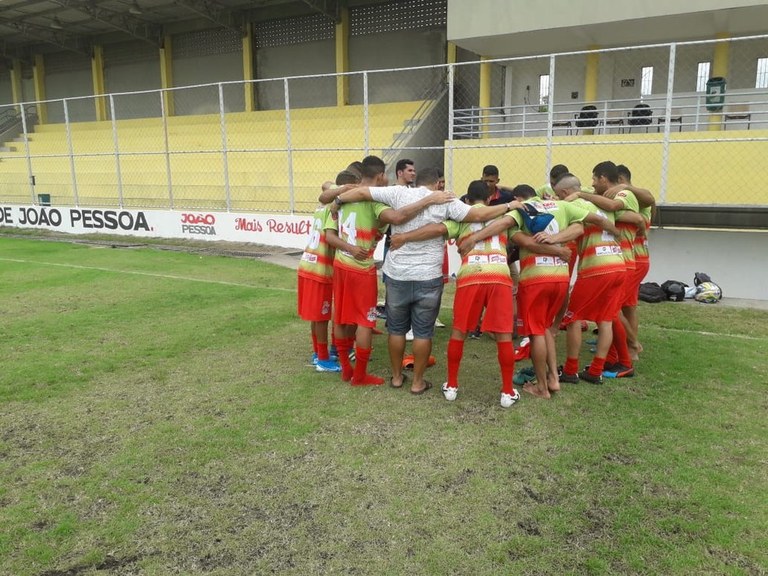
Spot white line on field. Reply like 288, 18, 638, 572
3, 257, 767, 342
0, 257, 297, 293
648, 325, 767, 342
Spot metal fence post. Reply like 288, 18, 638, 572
19, 102, 35, 203
447, 63, 455, 191
284, 78, 295, 214
63, 99, 79, 206
363, 71, 369, 156
545, 54, 556, 178
659, 43, 677, 205
109, 94, 123, 208
218, 83, 231, 212
160, 90, 174, 210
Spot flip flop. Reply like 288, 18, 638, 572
390, 374, 407, 389
410, 380, 433, 395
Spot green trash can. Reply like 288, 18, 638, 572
37, 194, 51, 206
705, 77, 726, 112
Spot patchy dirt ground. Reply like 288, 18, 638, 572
1, 228, 301, 267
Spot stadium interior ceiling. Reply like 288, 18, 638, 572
0, 0, 366, 63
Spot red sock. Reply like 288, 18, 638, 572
588, 356, 606, 377
316, 342, 329, 361
337, 337, 354, 381
447, 338, 464, 388
311, 330, 319, 356
612, 319, 633, 367
496, 341, 515, 395
606, 343, 619, 365
564, 357, 579, 375
352, 347, 383, 385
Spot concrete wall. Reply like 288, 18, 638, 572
44, 55, 95, 124
104, 42, 162, 119
255, 39, 336, 110
173, 52, 244, 115
448, 132, 768, 205
647, 228, 768, 301
448, 0, 768, 42
349, 29, 446, 104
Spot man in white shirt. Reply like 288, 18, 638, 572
326, 167, 520, 394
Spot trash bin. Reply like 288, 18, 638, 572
705, 77, 726, 112
37, 194, 51, 206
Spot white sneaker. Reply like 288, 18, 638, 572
405, 329, 414, 341
441, 382, 458, 401
434, 317, 445, 328
500, 389, 521, 408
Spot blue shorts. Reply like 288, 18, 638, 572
385, 276, 444, 340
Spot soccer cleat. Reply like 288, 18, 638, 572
375, 304, 387, 319
351, 374, 385, 386
441, 382, 458, 401
434, 317, 446, 328
315, 359, 341, 372
513, 366, 536, 386
468, 328, 483, 339
578, 369, 603, 385
405, 329, 414, 341
603, 364, 635, 378
348, 349, 356, 362
559, 370, 579, 384
500, 389, 521, 408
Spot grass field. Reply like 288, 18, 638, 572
1, 235, 766, 575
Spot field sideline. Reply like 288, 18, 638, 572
0, 236, 766, 575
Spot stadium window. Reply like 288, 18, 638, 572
696, 61, 711, 92
640, 66, 653, 96
756, 57, 768, 88
539, 74, 550, 105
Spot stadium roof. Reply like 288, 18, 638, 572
0, 0, 352, 59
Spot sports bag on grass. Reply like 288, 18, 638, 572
638, 282, 666, 303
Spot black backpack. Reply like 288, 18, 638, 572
661, 280, 688, 302
638, 282, 666, 303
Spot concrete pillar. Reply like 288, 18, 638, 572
91, 45, 107, 121
32, 54, 48, 125
160, 35, 174, 117
335, 6, 350, 106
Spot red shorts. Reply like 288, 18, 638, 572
564, 273, 624, 324
621, 264, 642, 307
452, 283, 514, 334
517, 281, 569, 336
332, 264, 378, 328
625, 259, 651, 306
297, 276, 333, 321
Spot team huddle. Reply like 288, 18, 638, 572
296, 155, 654, 407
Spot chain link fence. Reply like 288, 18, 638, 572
0, 35, 766, 214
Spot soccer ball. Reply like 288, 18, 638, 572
694, 281, 722, 303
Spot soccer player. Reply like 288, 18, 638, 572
564, 161, 642, 378
460, 189, 619, 396
328, 167, 516, 395
388, 180, 524, 406
614, 164, 655, 359
321, 156, 454, 386
297, 172, 360, 373
550, 174, 626, 384
535, 164, 570, 200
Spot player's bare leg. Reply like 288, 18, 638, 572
388, 334, 407, 388
523, 334, 551, 399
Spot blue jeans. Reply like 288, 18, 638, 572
385, 276, 444, 340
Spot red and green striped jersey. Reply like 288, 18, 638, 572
613, 190, 640, 271
327, 201, 389, 274
510, 200, 589, 286
571, 198, 625, 279
633, 205, 652, 262
298, 205, 336, 284
443, 219, 512, 289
